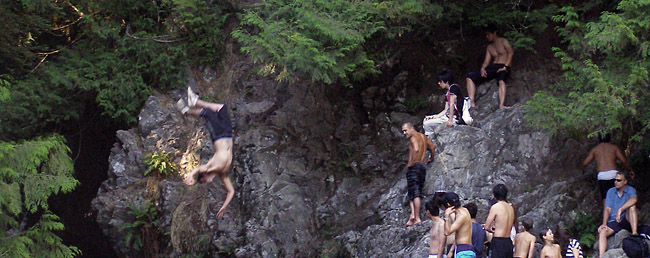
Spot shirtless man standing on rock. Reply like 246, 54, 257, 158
443, 192, 476, 258
401, 122, 435, 226
465, 23, 514, 109
177, 87, 235, 218
582, 133, 635, 201
484, 184, 515, 258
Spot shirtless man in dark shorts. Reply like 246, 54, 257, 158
443, 192, 476, 258
582, 133, 635, 201
401, 122, 435, 226
484, 184, 515, 258
177, 87, 235, 218
466, 23, 514, 109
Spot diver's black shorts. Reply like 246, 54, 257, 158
406, 162, 426, 200
200, 105, 233, 142
466, 63, 510, 85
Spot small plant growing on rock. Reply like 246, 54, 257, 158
144, 152, 178, 177
567, 211, 597, 254
119, 200, 161, 257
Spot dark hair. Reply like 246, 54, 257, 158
434, 191, 447, 209
554, 227, 571, 255
426, 198, 440, 216
437, 70, 454, 84
403, 122, 414, 129
464, 202, 478, 219
485, 23, 498, 34
444, 192, 461, 208
493, 184, 508, 201
598, 133, 611, 143
616, 171, 629, 181
539, 228, 552, 241
521, 218, 533, 232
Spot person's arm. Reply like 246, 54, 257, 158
484, 206, 497, 233
480, 48, 492, 77
411, 136, 420, 154
582, 149, 594, 167
503, 38, 514, 67
446, 94, 457, 127
444, 208, 462, 236
600, 206, 611, 228
216, 173, 235, 218
435, 102, 449, 118
447, 243, 455, 258
616, 196, 637, 222
426, 137, 435, 163
615, 147, 635, 178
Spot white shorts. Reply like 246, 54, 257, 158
423, 115, 457, 136
597, 169, 618, 180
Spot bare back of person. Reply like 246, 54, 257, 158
430, 218, 446, 256
453, 207, 473, 245
487, 38, 510, 65
488, 201, 515, 237
408, 131, 429, 167
513, 231, 535, 258
591, 143, 621, 172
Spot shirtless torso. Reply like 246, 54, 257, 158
513, 231, 536, 258
408, 131, 434, 167
445, 207, 473, 245
430, 217, 446, 256
540, 244, 562, 258
583, 142, 633, 174
486, 37, 512, 65
485, 201, 515, 237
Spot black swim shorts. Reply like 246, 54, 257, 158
200, 105, 233, 142
466, 63, 510, 85
489, 237, 513, 258
598, 179, 615, 200
607, 217, 632, 233
406, 162, 427, 200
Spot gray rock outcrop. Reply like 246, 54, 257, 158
92, 55, 643, 257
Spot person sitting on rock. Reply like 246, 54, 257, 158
597, 171, 638, 257
401, 122, 435, 226
582, 133, 635, 202
443, 192, 476, 258
465, 23, 513, 109
176, 87, 235, 218
426, 198, 446, 258
484, 184, 515, 258
539, 228, 562, 258
423, 70, 466, 136
513, 218, 535, 258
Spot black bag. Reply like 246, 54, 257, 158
622, 235, 650, 258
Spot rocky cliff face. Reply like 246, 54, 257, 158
92, 53, 648, 257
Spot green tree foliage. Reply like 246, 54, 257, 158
0, 135, 81, 257
525, 0, 650, 143
0, 0, 228, 140
233, 0, 443, 85
119, 200, 161, 255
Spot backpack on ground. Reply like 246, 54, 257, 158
622, 234, 650, 258
462, 97, 473, 125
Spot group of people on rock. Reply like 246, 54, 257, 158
402, 118, 639, 258
423, 23, 514, 136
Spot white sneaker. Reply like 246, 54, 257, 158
176, 99, 190, 114
187, 87, 199, 108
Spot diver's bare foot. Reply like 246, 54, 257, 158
405, 218, 421, 227
499, 105, 511, 110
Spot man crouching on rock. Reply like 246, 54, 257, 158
401, 122, 435, 226
177, 87, 235, 218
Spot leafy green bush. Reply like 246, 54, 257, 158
406, 96, 427, 113
144, 152, 179, 177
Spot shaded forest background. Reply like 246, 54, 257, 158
1, 0, 648, 256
